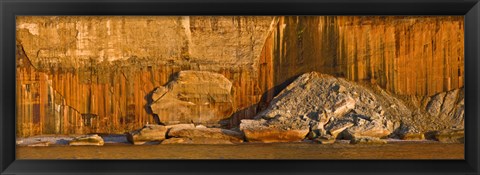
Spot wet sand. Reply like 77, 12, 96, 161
17, 141, 464, 160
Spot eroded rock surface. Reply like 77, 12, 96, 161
126, 124, 168, 145
167, 127, 244, 144
433, 129, 464, 143
240, 119, 309, 143
150, 71, 234, 126
248, 71, 465, 142
350, 137, 387, 144
161, 137, 238, 144
69, 134, 104, 146
251, 72, 407, 141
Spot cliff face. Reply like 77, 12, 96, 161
259, 16, 464, 100
16, 16, 464, 137
16, 16, 274, 136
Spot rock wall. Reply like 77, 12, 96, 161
16, 16, 464, 136
16, 16, 273, 136
258, 16, 464, 102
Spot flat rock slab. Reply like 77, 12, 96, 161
240, 119, 309, 143
161, 137, 238, 144
69, 134, 104, 146
400, 133, 425, 140
165, 124, 195, 130
342, 120, 391, 139
327, 120, 354, 138
168, 127, 244, 143
434, 129, 464, 143
350, 137, 387, 144
127, 124, 168, 145
27, 141, 51, 147
242, 128, 309, 143
315, 137, 336, 144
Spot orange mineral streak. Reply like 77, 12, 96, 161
259, 16, 464, 98
16, 16, 464, 136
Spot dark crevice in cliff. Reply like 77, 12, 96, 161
16, 41, 39, 70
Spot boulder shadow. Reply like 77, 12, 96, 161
144, 88, 162, 125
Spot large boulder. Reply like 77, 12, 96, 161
167, 127, 244, 144
150, 71, 234, 126
126, 124, 168, 145
424, 89, 465, 128
395, 124, 425, 140
69, 134, 104, 146
341, 115, 392, 139
240, 119, 309, 143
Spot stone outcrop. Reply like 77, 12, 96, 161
167, 127, 244, 144
150, 71, 234, 126
126, 124, 168, 145
240, 119, 309, 143
69, 134, 104, 146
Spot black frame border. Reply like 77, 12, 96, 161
1, 0, 479, 174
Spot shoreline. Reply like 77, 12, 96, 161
16, 134, 445, 147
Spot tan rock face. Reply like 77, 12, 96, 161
16, 16, 273, 68
126, 124, 168, 145
150, 71, 234, 126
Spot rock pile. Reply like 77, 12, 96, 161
241, 72, 409, 143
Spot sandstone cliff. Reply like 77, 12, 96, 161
16, 16, 464, 137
